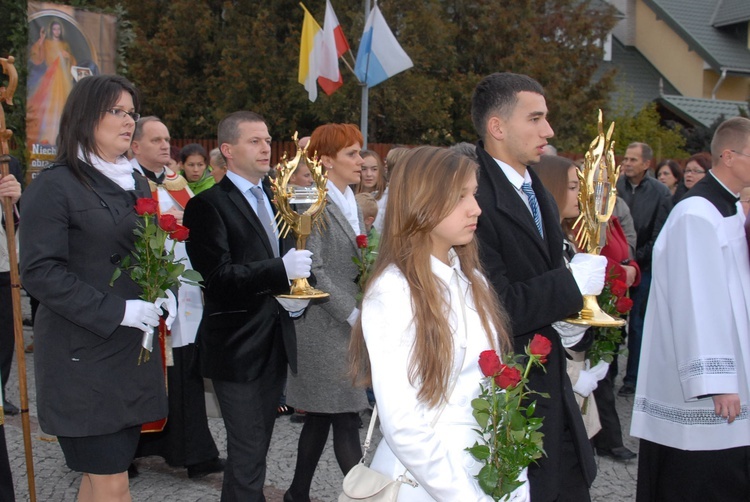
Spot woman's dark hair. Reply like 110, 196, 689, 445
56, 75, 140, 185
687, 151, 712, 172
655, 159, 683, 182
180, 143, 208, 163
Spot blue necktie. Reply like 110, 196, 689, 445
521, 182, 544, 238
249, 186, 280, 257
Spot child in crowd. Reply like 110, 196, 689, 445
354, 192, 378, 235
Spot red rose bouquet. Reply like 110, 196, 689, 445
351, 229, 380, 301
587, 266, 632, 365
468, 334, 551, 500
111, 198, 202, 364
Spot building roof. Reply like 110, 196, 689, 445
596, 36, 680, 112
644, 0, 750, 73
658, 94, 748, 127
711, 0, 750, 28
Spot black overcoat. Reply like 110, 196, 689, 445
20, 163, 168, 437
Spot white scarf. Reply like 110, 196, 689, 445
77, 146, 136, 191
326, 179, 361, 235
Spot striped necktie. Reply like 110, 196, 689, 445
521, 182, 544, 238
249, 186, 280, 257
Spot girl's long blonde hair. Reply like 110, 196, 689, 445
349, 146, 512, 408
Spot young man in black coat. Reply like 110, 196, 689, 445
471, 72, 605, 502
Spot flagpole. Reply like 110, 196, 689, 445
360, 0, 370, 148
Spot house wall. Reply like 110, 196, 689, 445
703, 71, 750, 101
634, 0, 705, 97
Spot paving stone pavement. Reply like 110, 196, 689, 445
5, 294, 638, 501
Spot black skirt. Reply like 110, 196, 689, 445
58, 425, 142, 474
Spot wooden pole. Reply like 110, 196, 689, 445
0, 55, 37, 502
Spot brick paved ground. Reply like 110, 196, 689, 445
5, 293, 638, 501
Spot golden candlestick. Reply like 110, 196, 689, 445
566, 110, 626, 327
270, 133, 329, 299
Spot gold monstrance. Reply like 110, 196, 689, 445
270, 133, 329, 299
565, 111, 626, 327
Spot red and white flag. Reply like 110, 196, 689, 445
318, 0, 350, 96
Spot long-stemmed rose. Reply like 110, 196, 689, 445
352, 229, 379, 301
111, 198, 201, 364
468, 334, 550, 501
587, 267, 632, 365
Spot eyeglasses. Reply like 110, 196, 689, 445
731, 150, 750, 158
105, 108, 140, 122
683, 169, 706, 175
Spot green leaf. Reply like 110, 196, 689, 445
466, 444, 490, 460
471, 398, 490, 411
181, 269, 204, 283
109, 267, 121, 287
472, 409, 490, 429
476, 464, 500, 495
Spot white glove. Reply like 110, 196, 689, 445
569, 253, 607, 296
276, 297, 311, 317
553, 321, 588, 348
504, 467, 530, 502
154, 290, 177, 330
589, 360, 610, 381
121, 300, 161, 332
282, 248, 312, 281
573, 368, 599, 397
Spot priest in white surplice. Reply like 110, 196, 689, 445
631, 117, 750, 502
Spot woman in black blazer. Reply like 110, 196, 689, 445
20, 75, 170, 501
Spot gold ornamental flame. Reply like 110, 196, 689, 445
270, 132, 329, 299
565, 110, 626, 327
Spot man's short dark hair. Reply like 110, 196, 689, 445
217, 111, 266, 149
626, 142, 653, 163
470, 72, 545, 140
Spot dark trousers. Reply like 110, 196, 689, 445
555, 427, 591, 502
0, 425, 14, 501
136, 343, 219, 467
624, 271, 651, 386
593, 339, 624, 449
212, 359, 285, 502
0, 273, 15, 397
637, 439, 750, 501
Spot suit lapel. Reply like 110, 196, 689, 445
326, 196, 359, 251
477, 145, 552, 263
222, 177, 275, 258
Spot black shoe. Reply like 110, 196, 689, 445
127, 463, 139, 479
187, 457, 226, 479
3, 400, 19, 416
618, 384, 636, 396
596, 446, 637, 461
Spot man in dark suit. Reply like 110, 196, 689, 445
471, 72, 605, 502
184, 111, 312, 502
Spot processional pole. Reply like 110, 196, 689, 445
0, 55, 37, 502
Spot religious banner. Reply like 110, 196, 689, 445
26, 2, 117, 177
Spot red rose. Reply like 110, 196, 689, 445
494, 364, 522, 389
170, 225, 190, 242
158, 214, 179, 232
610, 280, 627, 298
356, 234, 368, 249
478, 350, 502, 377
135, 198, 158, 216
529, 334, 552, 364
615, 296, 634, 314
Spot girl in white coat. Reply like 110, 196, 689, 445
350, 146, 529, 501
